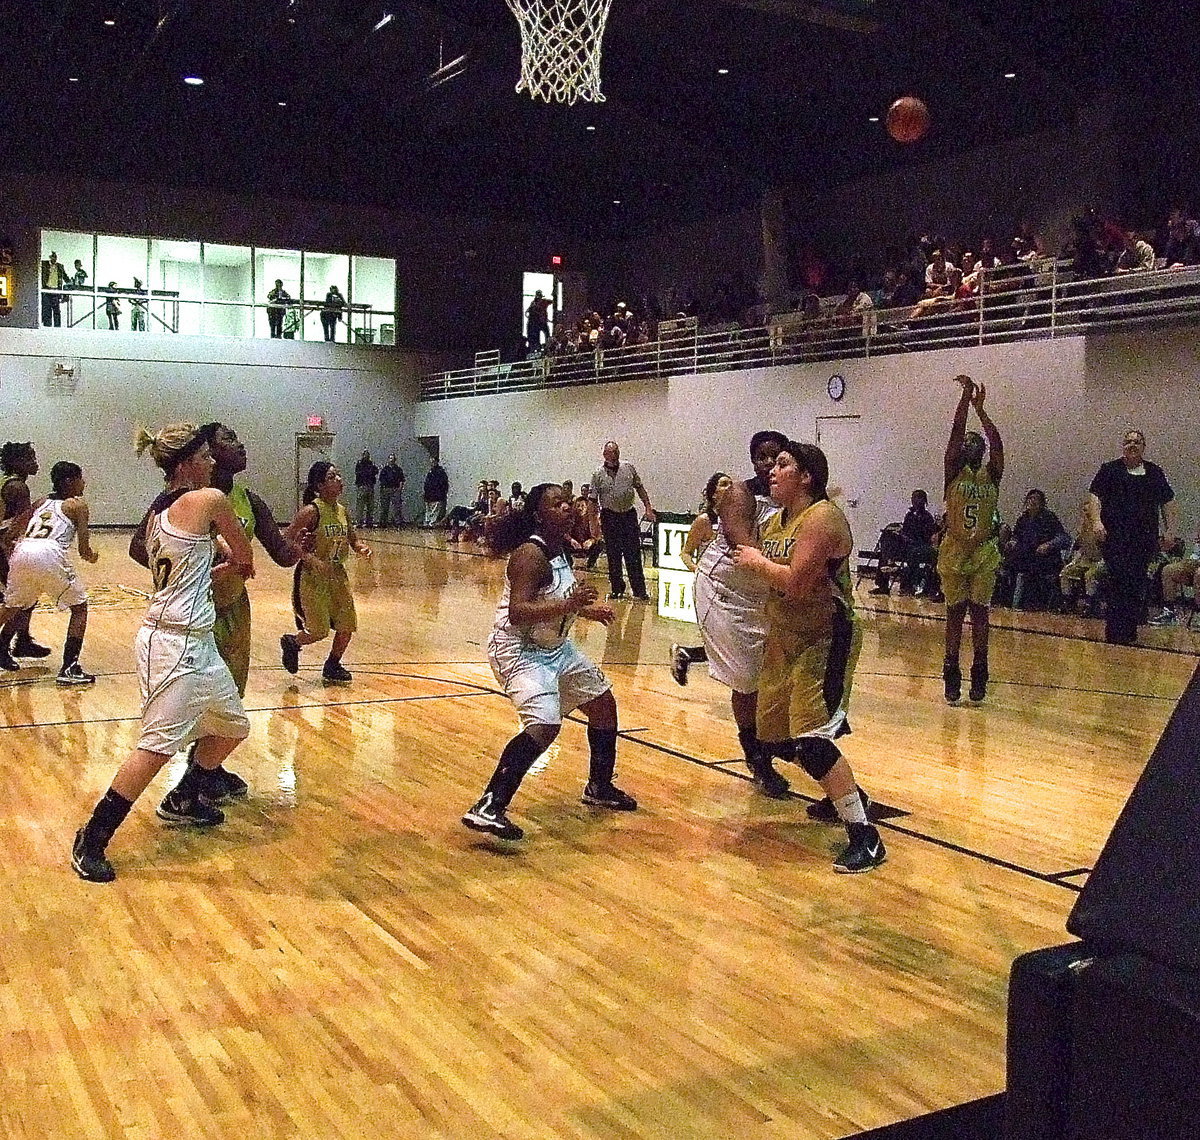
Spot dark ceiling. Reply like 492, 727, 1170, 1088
0, 0, 1188, 241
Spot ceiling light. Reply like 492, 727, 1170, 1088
1004, 71, 1016, 79
717, 68, 730, 75
103, 18, 116, 26
586, 125, 596, 131
278, 100, 288, 107
183, 75, 204, 86
373, 12, 395, 31
612, 199, 621, 205
68, 76, 80, 83
868, 115, 879, 122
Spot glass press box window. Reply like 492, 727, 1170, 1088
39, 229, 396, 344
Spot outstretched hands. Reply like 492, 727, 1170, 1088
970, 382, 987, 410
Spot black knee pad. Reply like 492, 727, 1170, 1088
796, 737, 840, 781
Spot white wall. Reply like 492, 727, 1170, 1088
415, 326, 1200, 552
0, 328, 424, 525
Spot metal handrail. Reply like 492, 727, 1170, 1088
419, 261, 1200, 401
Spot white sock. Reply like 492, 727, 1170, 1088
833, 789, 868, 826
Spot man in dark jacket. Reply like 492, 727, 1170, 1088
423, 460, 449, 527
354, 451, 378, 528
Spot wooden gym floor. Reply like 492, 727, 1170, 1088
2, 529, 1193, 1139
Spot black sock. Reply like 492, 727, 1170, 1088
62, 635, 83, 669
325, 653, 342, 666
483, 732, 545, 810
171, 763, 211, 798
736, 726, 760, 764
82, 788, 134, 853
586, 726, 618, 787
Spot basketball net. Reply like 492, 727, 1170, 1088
505, 0, 614, 104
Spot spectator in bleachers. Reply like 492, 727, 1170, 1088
1000, 489, 1070, 609
835, 278, 874, 322
1163, 205, 1200, 268
1060, 505, 1106, 616
1116, 230, 1156, 273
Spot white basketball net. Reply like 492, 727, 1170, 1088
505, 0, 614, 104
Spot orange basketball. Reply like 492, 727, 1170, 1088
886, 96, 929, 143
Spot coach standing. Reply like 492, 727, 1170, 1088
1087, 429, 1178, 645
591, 441, 655, 601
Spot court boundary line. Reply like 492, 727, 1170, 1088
3, 659, 1109, 892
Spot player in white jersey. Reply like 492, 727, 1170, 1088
674, 430, 794, 799
462, 483, 638, 841
72, 424, 255, 883
0, 461, 99, 684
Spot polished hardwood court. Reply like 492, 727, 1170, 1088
3, 529, 1194, 1139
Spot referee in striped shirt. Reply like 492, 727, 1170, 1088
590, 441, 656, 601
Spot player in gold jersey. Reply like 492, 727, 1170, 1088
735, 441, 885, 873
280, 462, 371, 683
938, 376, 1004, 704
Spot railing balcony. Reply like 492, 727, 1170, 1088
419, 261, 1200, 401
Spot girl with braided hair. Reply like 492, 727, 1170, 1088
462, 483, 637, 841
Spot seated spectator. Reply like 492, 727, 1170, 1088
1162, 205, 1200, 269
1000, 489, 1070, 609
1115, 230, 1156, 273
835, 278, 874, 323
973, 237, 1000, 275
561, 479, 574, 502
1067, 211, 1121, 278
507, 482, 527, 513
889, 267, 923, 308
446, 481, 490, 541
869, 489, 941, 597
908, 251, 961, 319
466, 486, 504, 545
566, 484, 605, 570
1060, 504, 1107, 616
1149, 528, 1200, 627
1145, 534, 1186, 615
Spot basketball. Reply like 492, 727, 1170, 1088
886, 96, 929, 143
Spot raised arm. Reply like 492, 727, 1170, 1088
972, 384, 1004, 483
945, 375, 974, 491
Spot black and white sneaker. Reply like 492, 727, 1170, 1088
71, 829, 116, 883
0, 650, 19, 672
322, 661, 353, 683
206, 767, 249, 802
156, 790, 225, 827
607, 591, 626, 601
280, 634, 300, 675
806, 784, 871, 823
581, 782, 638, 810
56, 662, 97, 686
669, 644, 691, 686
943, 661, 962, 705
13, 637, 52, 659
462, 793, 524, 840
969, 661, 988, 703
833, 823, 886, 874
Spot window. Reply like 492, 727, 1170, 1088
303, 252, 349, 342
350, 256, 397, 344
201, 244, 254, 338
38, 229, 396, 344
150, 239, 202, 334
254, 248, 301, 339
